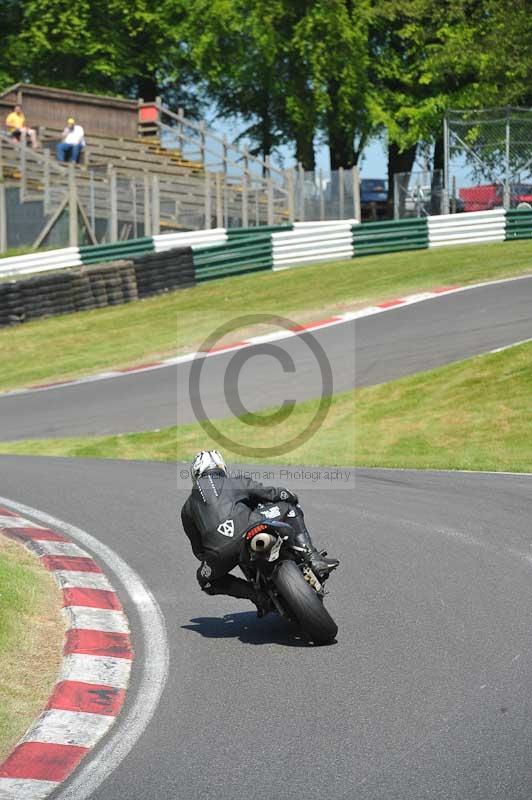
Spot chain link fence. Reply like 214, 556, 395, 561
445, 107, 532, 213
393, 170, 445, 218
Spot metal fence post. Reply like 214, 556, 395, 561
298, 163, 305, 221
241, 171, 248, 228
151, 174, 160, 235
393, 174, 399, 219
287, 168, 295, 223
352, 166, 361, 222
266, 156, 274, 225
215, 172, 223, 228
204, 169, 212, 229
243, 146, 250, 227
20, 132, 26, 203
89, 169, 96, 237
504, 106, 511, 209
338, 166, 344, 219
108, 164, 118, 242
0, 180, 7, 253
43, 149, 51, 215
143, 172, 152, 236
443, 115, 450, 214
319, 169, 325, 221
68, 162, 78, 246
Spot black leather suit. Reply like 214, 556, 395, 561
181, 470, 306, 600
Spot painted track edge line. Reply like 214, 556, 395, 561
1, 272, 531, 398
0, 496, 169, 800
0, 506, 132, 797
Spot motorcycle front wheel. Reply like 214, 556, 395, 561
273, 559, 338, 645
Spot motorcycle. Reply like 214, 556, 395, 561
239, 519, 338, 645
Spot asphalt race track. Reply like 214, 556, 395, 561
2, 457, 532, 799
1, 273, 532, 798
0, 275, 531, 440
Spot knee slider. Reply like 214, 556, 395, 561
196, 563, 216, 594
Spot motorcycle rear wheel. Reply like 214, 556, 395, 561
273, 560, 338, 645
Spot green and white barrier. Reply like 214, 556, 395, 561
428, 209, 506, 248
273, 221, 356, 269
2, 208, 532, 283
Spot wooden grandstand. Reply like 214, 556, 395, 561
0, 84, 291, 249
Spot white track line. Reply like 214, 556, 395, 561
0, 496, 169, 800
1, 272, 530, 398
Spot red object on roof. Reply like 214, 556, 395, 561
139, 105, 159, 122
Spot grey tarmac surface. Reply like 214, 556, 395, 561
0, 275, 531, 441
1, 456, 532, 799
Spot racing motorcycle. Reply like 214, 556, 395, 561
239, 519, 338, 645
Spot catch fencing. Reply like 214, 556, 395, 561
445, 107, 532, 213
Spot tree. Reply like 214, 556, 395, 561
1, 0, 201, 114
293, 0, 371, 170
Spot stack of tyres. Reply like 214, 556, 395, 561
0, 283, 23, 326
72, 272, 96, 312
0, 283, 21, 326
119, 262, 139, 302
132, 247, 195, 298
19, 273, 76, 320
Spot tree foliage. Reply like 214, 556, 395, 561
1, 0, 532, 173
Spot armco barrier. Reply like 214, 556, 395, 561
2, 209, 531, 288
153, 228, 228, 251
272, 221, 355, 269
79, 237, 155, 265
506, 208, 532, 240
353, 217, 429, 256
0, 247, 81, 278
428, 209, 506, 248
192, 233, 273, 281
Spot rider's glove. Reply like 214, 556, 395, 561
278, 488, 298, 505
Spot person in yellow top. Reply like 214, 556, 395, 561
5, 104, 38, 149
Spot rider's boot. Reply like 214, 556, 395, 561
288, 506, 339, 577
203, 574, 270, 617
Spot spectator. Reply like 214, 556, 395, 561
5, 104, 38, 149
56, 117, 85, 163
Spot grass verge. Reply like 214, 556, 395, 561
0, 535, 64, 761
1, 341, 530, 473
0, 239, 531, 391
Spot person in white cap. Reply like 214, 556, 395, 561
56, 117, 85, 163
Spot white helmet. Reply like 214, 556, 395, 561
191, 450, 227, 481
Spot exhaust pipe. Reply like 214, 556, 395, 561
250, 532, 276, 553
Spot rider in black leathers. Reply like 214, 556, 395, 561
181, 450, 339, 612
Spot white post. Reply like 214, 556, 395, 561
0, 181, 7, 253
287, 168, 295, 223
353, 165, 361, 222
108, 164, 118, 242
143, 172, 152, 236
338, 166, 344, 219
215, 172, 223, 228
266, 155, 274, 225
298, 162, 305, 221
68, 162, 78, 246
151, 174, 160, 234
204, 170, 212, 229
443, 115, 450, 214
319, 168, 325, 221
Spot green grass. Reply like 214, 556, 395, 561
0, 535, 64, 760
0, 239, 531, 391
2, 341, 530, 473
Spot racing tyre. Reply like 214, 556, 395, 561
273, 559, 337, 645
